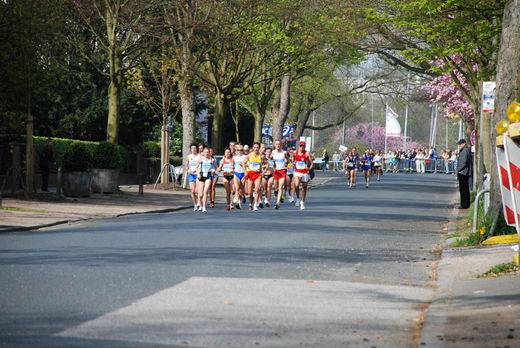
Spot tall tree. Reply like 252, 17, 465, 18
162, 0, 216, 161
198, 0, 270, 153
0, 0, 62, 193
363, 0, 505, 186
491, 0, 520, 209
67, 0, 155, 144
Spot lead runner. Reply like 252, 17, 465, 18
293, 141, 313, 210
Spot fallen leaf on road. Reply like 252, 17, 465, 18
221, 300, 233, 305
307, 280, 314, 283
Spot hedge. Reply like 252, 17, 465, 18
1, 135, 132, 172
1, 135, 173, 172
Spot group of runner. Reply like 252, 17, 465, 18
185, 140, 314, 212
343, 147, 383, 188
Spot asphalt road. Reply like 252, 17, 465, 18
0, 172, 458, 347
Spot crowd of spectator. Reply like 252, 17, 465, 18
325, 147, 459, 174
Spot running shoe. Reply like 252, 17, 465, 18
366, 184, 369, 188
193, 205, 198, 211
242, 197, 246, 203
275, 203, 280, 210
210, 201, 215, 208
230, 203, 234, 209
226, 205, 231, 211
289, 196, 294, 203
249, 204, 253, 211
282, 192, 286, 201
265, 202, 269, 208
259, 202, 264, 208
253, 203, 258, 211
295, 198, 300, 207
300, 201, 305, 210
197, 205, 202, 211
202, 207, 207, 212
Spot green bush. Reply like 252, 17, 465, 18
118, 145, 133, 172
142, 141, 160, 158
92, 141, 122, 169
170, 155, 183, 166
62, 142, 93, 172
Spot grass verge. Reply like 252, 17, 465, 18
478, 262, 519, 278
453, 192, 516, 247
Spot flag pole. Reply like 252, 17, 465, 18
384, 102, 388, 153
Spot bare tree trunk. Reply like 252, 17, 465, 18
491, 0, 520, 208
253, 111, 264, 143
293, 95, 313, 139
212, 90, 228, 154
107, 20, 121, 144
180, 76, 196, 162
272, 73, 291, 142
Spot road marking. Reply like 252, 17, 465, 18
57, 277, 434, 347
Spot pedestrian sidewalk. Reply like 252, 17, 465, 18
0, 185, 194, 233
420, 208, 520, 347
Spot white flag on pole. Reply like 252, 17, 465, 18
386, 106, 401, 137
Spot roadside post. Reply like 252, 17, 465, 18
495, 101, 520, 265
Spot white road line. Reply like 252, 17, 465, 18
57, 277, 434, 347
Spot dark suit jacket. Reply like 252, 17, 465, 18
456, 145, 472, 176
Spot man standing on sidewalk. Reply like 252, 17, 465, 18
456, 139, 472, 209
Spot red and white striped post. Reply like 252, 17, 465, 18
495, 136, 517, 227
496, 102, 520, 264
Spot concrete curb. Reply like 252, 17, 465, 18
418, 201, 459, 346
0, 205, 192, 233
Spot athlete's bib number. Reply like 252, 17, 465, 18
250, 162, 261, 171
201, 163, 212, 175
295, 161, 306, 170
223, 163, 232, 172
275, 159, 285, 169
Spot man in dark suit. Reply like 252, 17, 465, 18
456, 139, 472, 209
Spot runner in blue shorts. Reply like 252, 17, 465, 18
362, 149, 372, 188
185, 143, 200, 210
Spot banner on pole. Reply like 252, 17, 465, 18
262, 125, 294, 138
482, 81, 496, 113
385, 106, 401, 137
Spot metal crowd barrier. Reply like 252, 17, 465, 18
209, 156, 456, 175
382, 158, 457, 174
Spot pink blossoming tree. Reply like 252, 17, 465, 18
344, 122, 423, 152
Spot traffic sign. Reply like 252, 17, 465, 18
470, 130, 475, 146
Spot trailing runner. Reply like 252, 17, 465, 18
286, 147, 295, 203
262, 147, 275, 208
362, 149, 372, 188
345, 150, 357, 188
185, 143, 200, 211
233, 144, 246, 209
195, 147, 218, 212
293, 141, 313, 210
373, 150, 382, 181
209, 147, 218, 208
217, 147, 235, 211
272, 140, 287, 209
